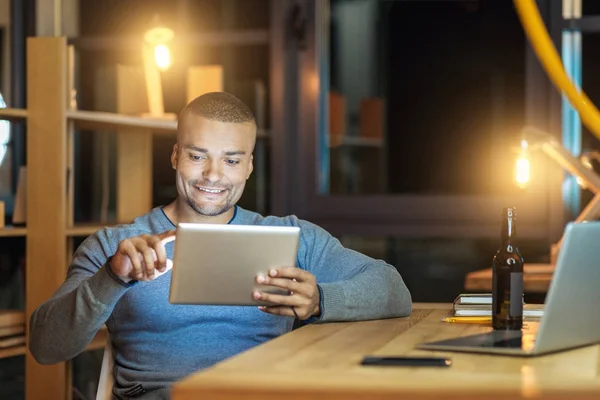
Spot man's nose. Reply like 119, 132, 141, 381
202, 159, 223, 182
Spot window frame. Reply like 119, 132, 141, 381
270, 0, 565, 242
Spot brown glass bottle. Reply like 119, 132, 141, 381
492, 207, 524, 330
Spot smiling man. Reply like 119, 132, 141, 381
29, 92, 412, 400
169, 100, 256, 222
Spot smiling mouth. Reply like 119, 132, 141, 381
195, 186, 227, 194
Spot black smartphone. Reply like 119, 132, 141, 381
360, 356, 452, 367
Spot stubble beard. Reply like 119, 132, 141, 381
186, 181, 233, 217
186, 196, 232, 217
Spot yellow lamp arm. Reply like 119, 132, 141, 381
514, 0, 600, 140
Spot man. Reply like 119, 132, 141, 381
29, 92, 412, 399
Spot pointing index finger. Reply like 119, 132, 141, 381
269, 266, 307, 281
159, 230, 177, 245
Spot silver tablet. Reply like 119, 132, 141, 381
169, 222, 301, 306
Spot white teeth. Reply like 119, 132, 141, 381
197, 187, 224, 194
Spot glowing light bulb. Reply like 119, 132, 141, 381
515, 140, 530, 188
154, 44, 171, 71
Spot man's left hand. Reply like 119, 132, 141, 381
254, 267, 320, 320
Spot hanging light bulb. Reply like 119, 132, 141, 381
144, 14, 174, 71
515, 139, 530, 189
576, 154, 594, 189
153, 44, 171, 71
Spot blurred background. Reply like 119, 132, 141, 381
2, 0, 600, 398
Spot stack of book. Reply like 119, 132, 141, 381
454, 293, 544, 317
0, 310, 25, 350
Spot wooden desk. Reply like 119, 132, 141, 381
465, 263, 555, 293
172, 303, 600, 400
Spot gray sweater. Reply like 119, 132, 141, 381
29, 206, 412, 399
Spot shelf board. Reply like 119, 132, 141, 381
0, 310, 25, 327
0, 345, 26, 360
69, 29, 269, 51
0, 325, 24, 337
0, 224, 110, 237
0, 108, 28, 119
67, 110, 270, 139
67, 110, 178, 133
66, 224, 110, 237
0, 309, 25, 360
0, 226, 27, 237
0, 326, 108, 360
329, 134, 383, 148
0, 328, 108, 360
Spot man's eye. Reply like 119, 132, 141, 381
190, 154, 204, 161
225, 159, 240, 165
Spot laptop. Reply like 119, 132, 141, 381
169, 223, 300, 306
418, 221, 600, 356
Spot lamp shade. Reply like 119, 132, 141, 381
144, 14, 174, 45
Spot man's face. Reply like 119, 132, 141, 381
172, 113, 255, 218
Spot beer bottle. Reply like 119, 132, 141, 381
492, 207, 524, 330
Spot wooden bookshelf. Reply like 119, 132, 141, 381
0, 107, 28, 119
0, 224, 115, 238
0, 226, 27, 237
0, 345, 26, 360
67, 109, 177, 133
66, 224, 111, 237
25, 36, 69, 400
0, 225, 116, 238
7, 37, 164, 400
0, 311, 25, 360
69, 29, 270, 50
0, 326, 108, 361
66, 109, 269, 139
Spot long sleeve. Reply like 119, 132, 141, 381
297, 220, 412, 322
29, 232, 131, 365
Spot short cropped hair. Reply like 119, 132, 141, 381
181, 92, 255, 124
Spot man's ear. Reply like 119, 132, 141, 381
171, 144, 178, 170
247, 154, 254, 179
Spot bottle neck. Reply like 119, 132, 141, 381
501, 215, 516, 246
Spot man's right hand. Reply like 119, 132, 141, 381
110, 230, 176, 283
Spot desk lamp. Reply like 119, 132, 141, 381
515, 126, 600, 263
